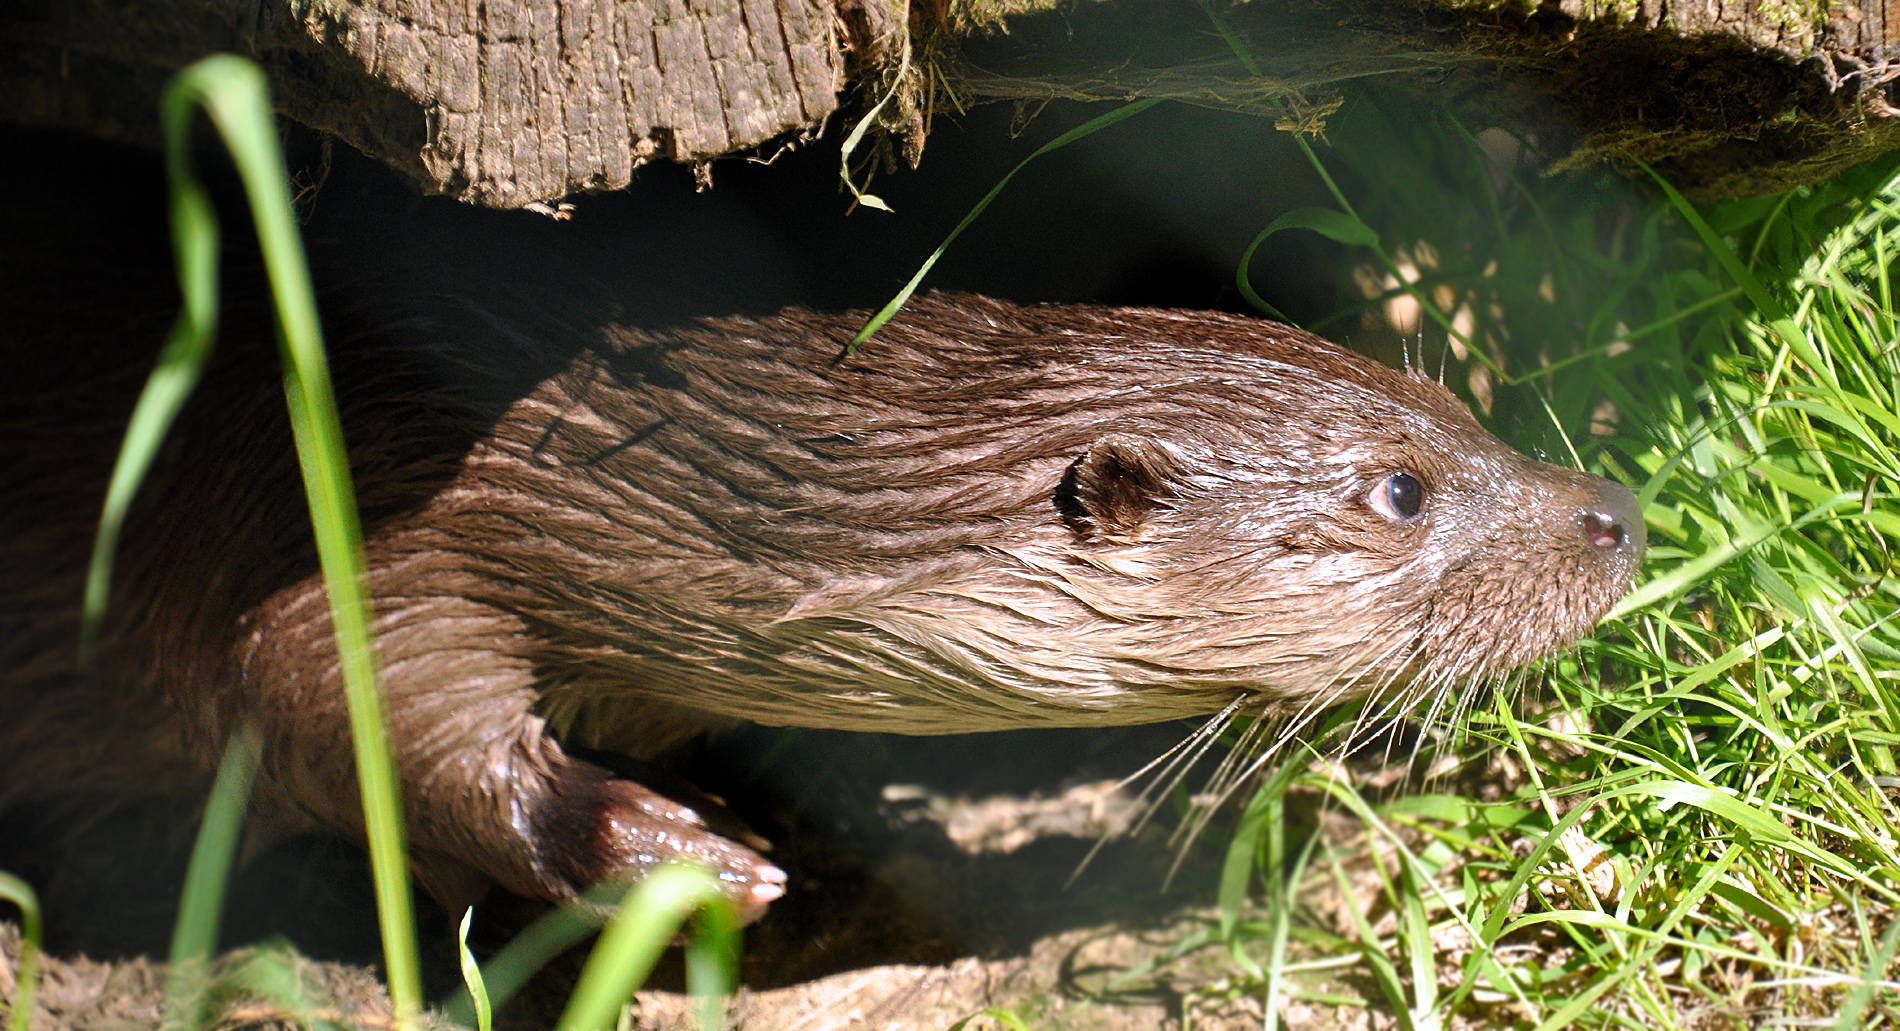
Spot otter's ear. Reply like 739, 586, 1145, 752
1056, 434, 1182, 541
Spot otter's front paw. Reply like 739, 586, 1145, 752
551, 775, 787, 922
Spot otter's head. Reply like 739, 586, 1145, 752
1024, 339, 1645, 722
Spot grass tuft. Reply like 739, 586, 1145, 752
1182, 85, 1900, 1029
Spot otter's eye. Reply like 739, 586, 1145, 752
1369, 472, 1425, 522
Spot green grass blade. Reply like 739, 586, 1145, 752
164, 725, 262, 1029
1397, 864, 1438, 1031
1261, 820, 1321, 1031
1640, 162, 1790, 329
849, 97, 1162, 350
1641, 159, 1835, 390
1326, 848, 1413, 1031
555, 867, 738, 1031
0, 872, 41, 1031
1525, 966, 1636, 1031
457, 909, 494, 1031
441, 890, 606, 1023
1612, 780, 1790, 842
1607, 520, 1781, 619
684, 893, 739, 1031
1237, 208, 1380, 320
1221, 756, 1301, 946
155, 54, 422, 1025
78, 67, 224, 661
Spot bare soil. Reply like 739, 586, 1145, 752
2, 724, 1327, 1031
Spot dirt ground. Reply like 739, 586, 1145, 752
2, 724, 1374, 1031
3, 911, 1401, 1031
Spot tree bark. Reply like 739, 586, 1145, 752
5, 0, 1900, 203
1, 0, 889, 207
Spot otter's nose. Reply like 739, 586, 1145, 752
1580, 480, 1646, 560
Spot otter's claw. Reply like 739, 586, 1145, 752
559, 775, 785, 922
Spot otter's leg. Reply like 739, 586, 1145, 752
231, 570, 786, 916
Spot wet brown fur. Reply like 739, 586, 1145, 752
0, 281, 1643, 913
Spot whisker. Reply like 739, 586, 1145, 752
1070, 700, 1247, 886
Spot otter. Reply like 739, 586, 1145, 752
0, 285, 1644, 920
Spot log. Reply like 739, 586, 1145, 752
944, 0, 1900, 198
4, 0, 1899, 204
0, 0, 900, 207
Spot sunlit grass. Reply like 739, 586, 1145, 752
832, 32, 1900, 1017
1181, 86, 1900, 1029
